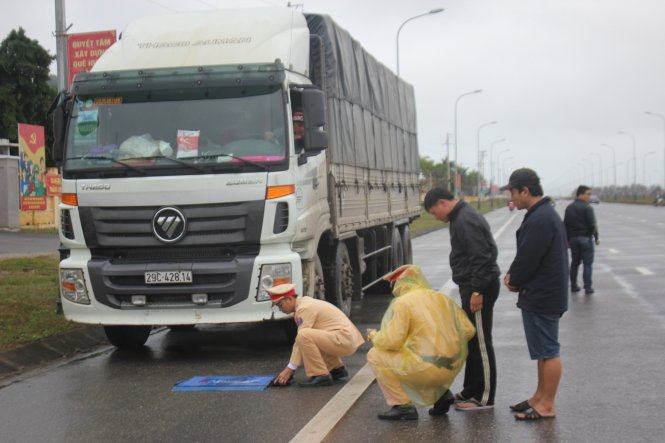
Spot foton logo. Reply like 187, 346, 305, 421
80, 184, 111, 191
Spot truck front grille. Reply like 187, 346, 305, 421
79, 201, 264, 248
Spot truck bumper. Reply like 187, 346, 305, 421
59, 247, 301, 325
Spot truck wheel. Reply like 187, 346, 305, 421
304, 254, 326, 300
401, 225, 413, 264
391, 227, 404, 270
324, 242, 354, 317
104, 326, 151, 349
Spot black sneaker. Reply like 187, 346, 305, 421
330, 366, 349, 381
585, 288, 595, 295
298, 374, 333, 387
429, 390, 455, 416
571, 285, 581, 292
377, 405, 418, 421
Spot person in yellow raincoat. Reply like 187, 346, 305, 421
367, 264, 476, 420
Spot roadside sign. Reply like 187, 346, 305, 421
67, 30, 117, 86
18, 123, 47, 211
46, 173, 62, 196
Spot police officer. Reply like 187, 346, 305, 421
271, 284, 364, 387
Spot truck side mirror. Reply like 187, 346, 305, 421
302, 88, 327, 153
48, 91, 72, 166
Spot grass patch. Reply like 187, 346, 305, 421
0, 256, 79, 351
20, 227, 59, 235
410, 198, 508, 237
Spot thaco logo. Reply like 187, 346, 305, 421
152, 207, 187, 243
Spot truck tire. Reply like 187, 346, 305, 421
304, 254, 326, 300
401, 225, 413, 264
104, 326, 151, 349
324, 242, 354, 317
391, 227, 404, 270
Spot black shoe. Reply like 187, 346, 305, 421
571, 285, 581, 292
298, 374, 333, 387
330, 366, 349, 381
377, 405, 418, 421
429, 391, 455, 416
585, 288, 595, 295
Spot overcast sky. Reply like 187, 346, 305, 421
3, 0, 665, 193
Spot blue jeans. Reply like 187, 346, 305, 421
570, 236, 594, 290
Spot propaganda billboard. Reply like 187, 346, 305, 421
18, 123, 47, 211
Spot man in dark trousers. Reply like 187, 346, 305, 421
424, 187, 500, 411
501, 168, 568, 421
564, 185, 599, 295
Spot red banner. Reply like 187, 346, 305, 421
67, 30, 116, 86
46, 173, 62, 196
18, 123, 47, 211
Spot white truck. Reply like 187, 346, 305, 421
50, 8, 421, 348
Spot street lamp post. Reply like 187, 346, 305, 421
618, 130, 637, 187
590, 152, 603, 187
488, 138, 506, 197
476, 121, 498, 207
496, 149, 510, 189
488, 137, 506, 207
643, 151, 656, 186
396, 8, 444, 76
580, 161, 592, 185
601, 143, 618, 201
499, 156, 514, 187
453, 89, 483, 195
601, 143, 617, 188
645, 111, 665, 190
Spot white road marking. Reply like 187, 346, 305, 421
291, 211, 520, 442
608, 248, 619, 254
598, 263, 665, 330
636, 267, 655, 276
657, 222, 664, 227
640, 219, 647, 223
289, 364, 375, 443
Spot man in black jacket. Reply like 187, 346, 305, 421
501, 168, 568, 421
424, 187, 500, 412
564, 185, 599, 295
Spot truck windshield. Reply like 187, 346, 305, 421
64, 88, 286, 177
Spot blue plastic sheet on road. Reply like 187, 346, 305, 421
172, 375, 275, 392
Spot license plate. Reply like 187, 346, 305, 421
144, 271, 193, 285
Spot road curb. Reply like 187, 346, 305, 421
0, 326, 107, 380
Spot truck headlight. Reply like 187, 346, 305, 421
257, 263, 292, 301
60, 269, 90, 305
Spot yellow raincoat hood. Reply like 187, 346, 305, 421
371, 265, 476, 406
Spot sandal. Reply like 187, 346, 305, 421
454, 398, 494, 411
515, 407, 555, 421
510, 400, 531, 412
454, 392, 470, 403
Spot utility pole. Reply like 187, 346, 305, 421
445, 133, 451, 190
54, 0, 69, 91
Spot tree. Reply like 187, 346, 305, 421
0, 28, 56, 164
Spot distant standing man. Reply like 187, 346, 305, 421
564, 186, 599, 295
501, 168, 569, 421
424, 187, 501, 411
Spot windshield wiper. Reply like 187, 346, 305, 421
120, 156, 208, 173
66, 155, 146, 175
192, 153, 268, 171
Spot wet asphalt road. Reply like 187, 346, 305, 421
0, 230, 59, 257
1, 201, 664, 442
